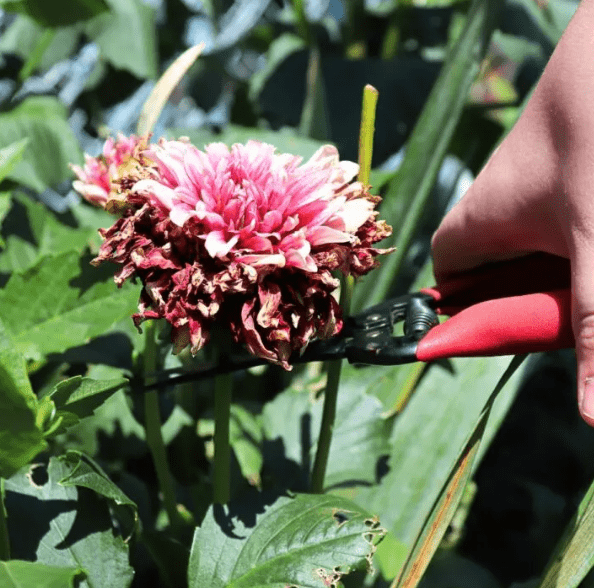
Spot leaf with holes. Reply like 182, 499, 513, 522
4, 457, 134, 588
188, 493, 385, 588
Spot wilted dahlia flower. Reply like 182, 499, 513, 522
77, 137, 392, 369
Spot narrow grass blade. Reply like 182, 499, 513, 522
137, 43, 205, 136
538, 478, 594, 587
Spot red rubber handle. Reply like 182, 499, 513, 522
416, 289, 574, 361
422, 253, 571, 317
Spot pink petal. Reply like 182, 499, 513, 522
204, 231, 239, 258
340, 198, 375, 231
133, 179, 175, 210
307, 225, 352, 246
235, 253, 286, 267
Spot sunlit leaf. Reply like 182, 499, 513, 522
188, 493, 385, 587
39, 375, 129, 437
0, 193, 96, 274
0, 15, 80, 72
84, 0, 157, 79
206, 0, 272, 54
0, 250, 138, 360
0, 561, 84, 588
0, 139, 28, 184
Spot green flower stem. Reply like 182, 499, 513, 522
0, 478, 9, 561
358, 84, 379, 187
213, 371, 233, 504
310, 357, 342, 493
142, 321, 181, 528
310, 85, 378, 493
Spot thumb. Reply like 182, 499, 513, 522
571, 240, 594, 426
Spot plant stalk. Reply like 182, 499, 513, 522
358, 84, 379, 187
213, 371, 233, 504
310, 84, 378, 493
0, 479, 9, 560
142, 321, 181, 528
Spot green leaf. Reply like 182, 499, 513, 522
0, 250, 139, 360
353, 0, 503, 310
0, 193, 97, 274
58, 451, 138, 531
262, 377, 390, 488
351, 354, 525, 553
0, 15, 80, 72
167, 125, 327, 161
84, 0, 157, 79
0, 560, 84, 588
0, 139, 28, 184
0, 319, 46, 478
4, 457, 134, 588
39, 375, 129, 437
188, 493, 386, 588
0, 97, 82, 192
48, 375, 129, 418
0, 193, 12, 249
229, 405, 263, 487
0, 0, 109, 26
248, 33, 305, 104
538, 473, 594, 587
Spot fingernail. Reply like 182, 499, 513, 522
581, 377, 594, 419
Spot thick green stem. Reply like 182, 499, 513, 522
0, 479, 9, 560
143, 321, 181, 528
358, 84, 379, 187
310, 84, 377, 493
310, 277, 354, 493
213, 372, 233, 504
310, 356, 342, 493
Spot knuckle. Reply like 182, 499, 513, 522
575, 314, 594, 351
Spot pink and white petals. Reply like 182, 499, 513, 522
86, 136, 393, 368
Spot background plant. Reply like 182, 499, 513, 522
0, 0, 592, 587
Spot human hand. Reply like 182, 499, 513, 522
431, 0, 594, 425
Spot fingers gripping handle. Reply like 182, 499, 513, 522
415, 290, 574, 361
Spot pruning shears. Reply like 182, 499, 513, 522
145, 253, 574, 390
